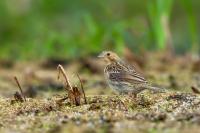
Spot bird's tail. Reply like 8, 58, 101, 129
148, 86, 167, 93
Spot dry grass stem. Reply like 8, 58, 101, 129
14, 76, 26, 102
57, 64, 73, 90
77, 74, 87, 104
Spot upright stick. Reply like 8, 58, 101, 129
14, 76, 26, 102
57, 64, 73, 90
77, 74, 87, 104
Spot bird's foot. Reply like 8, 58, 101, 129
128, 92, 137, 100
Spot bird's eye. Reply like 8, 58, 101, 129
107, 53, 110, 56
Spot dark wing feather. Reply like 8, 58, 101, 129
107, 61, 148, 84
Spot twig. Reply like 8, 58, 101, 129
56, 96, 68, 104
191, 86, 200, 94
57, 64, 72, 90
14, 76, 26, 102
77, 74, 87, 104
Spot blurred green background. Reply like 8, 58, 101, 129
0, 0, 199, 60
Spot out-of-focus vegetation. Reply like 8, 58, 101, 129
0, 0, 199, 60
147, 0, 174, 50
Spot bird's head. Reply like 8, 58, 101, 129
98, 51, 121, 64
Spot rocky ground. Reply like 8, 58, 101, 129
1, 92, 200, 133
0, 52, 199, 133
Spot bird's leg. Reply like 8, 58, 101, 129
133, 93, 137, 98
115, 93, 128, 111
128, 92, 137, 100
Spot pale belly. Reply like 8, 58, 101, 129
105, 75, 145, 94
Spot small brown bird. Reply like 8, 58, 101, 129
98, 51, 163, 97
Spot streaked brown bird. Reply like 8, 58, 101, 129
98, 51, 163, 97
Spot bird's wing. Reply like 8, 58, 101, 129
108, 62, 148, 84
121, 72, 148, 84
